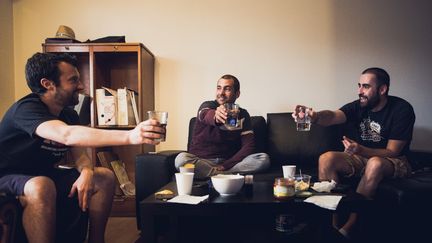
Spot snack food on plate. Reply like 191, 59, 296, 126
155, 189, 174, 199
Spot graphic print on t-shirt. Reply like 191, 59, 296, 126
359, 117, 383, 142
41, 139, 68, 157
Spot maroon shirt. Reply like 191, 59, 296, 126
188, 100, 256, 169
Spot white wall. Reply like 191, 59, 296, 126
11, 0, 432, 151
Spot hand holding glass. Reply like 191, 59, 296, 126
147, 111, 168, 142
295, 106, 311, 131
224, 103, 240, 128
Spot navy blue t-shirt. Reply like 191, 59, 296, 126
0, 93, 79, 173
340, 96, 415, 156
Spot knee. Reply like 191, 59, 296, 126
364, 157, 386, 178
174, 152, 191, 169
23, 176, 56, 205
250, 153, 270, 170
94, 167, 116, 188
319, 152, 338, 170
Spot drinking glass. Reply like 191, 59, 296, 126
147, 111, 168, 142
296, 107, 311, 131
224, 103, 240, 128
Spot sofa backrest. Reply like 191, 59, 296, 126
266, 112, 344, 169
187, 116, 267, 153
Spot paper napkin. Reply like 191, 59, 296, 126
304, 195, 343, 210
312, 180, 337, 192
167, 195, 209, 204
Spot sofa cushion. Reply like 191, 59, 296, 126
376, 170, 432, 208
266, 112, 344, 170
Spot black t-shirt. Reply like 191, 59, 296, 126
0, 93, 79, 173
340, 96, 415, 156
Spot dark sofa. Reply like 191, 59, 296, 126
135, 112, 432, 242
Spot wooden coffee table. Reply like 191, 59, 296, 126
138, 180, 362, 243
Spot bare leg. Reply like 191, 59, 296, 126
87, 167, 115, 243
318, 152, 355, 230
340, 157, 394, 236
356, 157, 394, 198
318, 151, 352, 182
19, 176, 57, 243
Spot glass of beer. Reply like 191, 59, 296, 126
147, 111, 168, 142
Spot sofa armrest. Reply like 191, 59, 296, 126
135, 150, 183, 229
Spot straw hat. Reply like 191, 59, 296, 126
55, 25, 76, 40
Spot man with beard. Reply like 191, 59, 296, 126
293, 67, 415, 240
175, 74, 270, 179
0, 52, 165, 243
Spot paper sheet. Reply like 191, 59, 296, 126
304, 195, 343, 210
167, 195, 209, 204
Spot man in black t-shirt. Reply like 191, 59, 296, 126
0, 53, 166, 243
293, 67, 415, 239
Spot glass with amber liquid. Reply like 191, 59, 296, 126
273, 178, 295, 200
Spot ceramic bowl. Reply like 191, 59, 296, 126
211, 174, 245, 196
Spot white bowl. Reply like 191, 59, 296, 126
211, 174, 245, 196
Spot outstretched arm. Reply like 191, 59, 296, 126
35, 119, 165, 147
313, 110, 347, 126
292, 105, 347, 126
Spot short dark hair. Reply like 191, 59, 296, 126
25, 52, 78, 95
220, 74, 240, 93
362, 67, 390, 95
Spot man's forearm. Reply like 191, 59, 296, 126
314, 110, 345, 126
72, 148, 95, 172
63, 126, 130, 147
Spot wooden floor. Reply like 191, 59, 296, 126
105, 217, 141, 243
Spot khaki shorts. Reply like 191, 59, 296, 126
344, 154, 411, 178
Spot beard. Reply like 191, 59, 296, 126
55, 88, 79, 107
359, 92, 380, 109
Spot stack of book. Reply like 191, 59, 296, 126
95, 87, 139, 126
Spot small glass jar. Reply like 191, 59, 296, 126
273, 178, 295, 200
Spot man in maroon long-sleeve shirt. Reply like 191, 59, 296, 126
175, 74, 270, 179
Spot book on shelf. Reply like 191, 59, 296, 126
95, 87, 117, 126
117, 88, 139, 126
73, 93, 91, 125
96, 151, 124, 196
129, 89, 140, 124
110, 160, 136, 196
